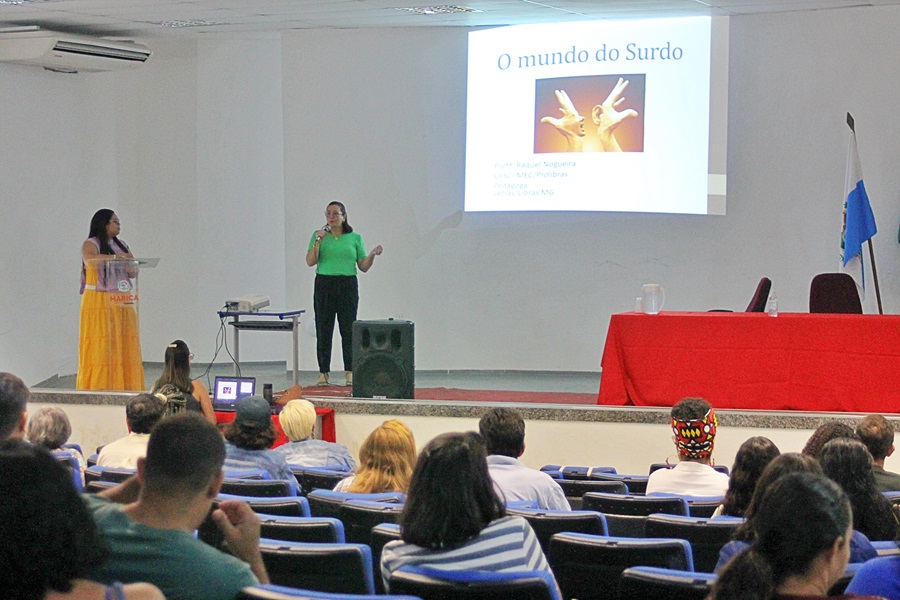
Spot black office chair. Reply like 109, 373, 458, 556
548, 533, 694, 600
259, 515, 346, 543
339, 499, 404, 545
581, 493, 688, 538
389, 565, 561, 600
809, 272, 863, 314
556, 479, 627, 509
258, 539, 375, 594
619, 566, 716, 600
644, 514, 742, 573
306, 489, 404, 519
236, 584, 419, 599
219, 478, 295, 497
506, 507, 608, 554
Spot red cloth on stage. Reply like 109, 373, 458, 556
597, 311, 900, 412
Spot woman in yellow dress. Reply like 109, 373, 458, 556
76, 209, 144, 390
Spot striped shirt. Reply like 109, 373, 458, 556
380, 516, 555, 591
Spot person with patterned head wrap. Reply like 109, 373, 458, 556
646, 397, 729, 496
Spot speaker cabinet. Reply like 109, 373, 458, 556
352, 320, 414, 399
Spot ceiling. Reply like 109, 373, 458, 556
0, 0, 896, 40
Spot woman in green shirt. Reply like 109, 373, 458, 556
306, 201, 383, 387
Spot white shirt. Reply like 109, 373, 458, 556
486, 455, 571, 511
645, 461, 729, 496
96, 432, 150, 469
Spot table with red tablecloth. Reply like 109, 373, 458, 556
597, 311, 900, 412
215, 407, 336, 448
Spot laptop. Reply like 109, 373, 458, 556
212, 376, 257, 411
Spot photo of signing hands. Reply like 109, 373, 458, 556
534, 74, 645, 153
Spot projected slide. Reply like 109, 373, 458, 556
464, 18, 726, 215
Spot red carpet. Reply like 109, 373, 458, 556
305, 386, 598, 405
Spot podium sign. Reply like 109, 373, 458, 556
77, 257, 158, 391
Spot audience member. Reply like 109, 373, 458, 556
478, 407, 570, 511
645, 397, 729, 496
381, 431, 558, 593
271, 399, 356, 471
334, 419, 416, 493
715, 453, 876, 572
150, 339, 215, 424
820, 437, 900, 542
856, 414, 900, 493
801, 422, 858, 459
715, 436, 780, 517
97, 394, 165, 469
223, 396, 298, 494
0, 439, 163, 600
0, 371, 29, 440
27, 406, 87, 481
86, 412, 269, 599
709, 472, 882, 600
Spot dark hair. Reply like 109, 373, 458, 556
0, 372, 29, 439
711, 472, 851, 600
400, 431, 505, 549
733, 453, 822, 542
671, 397, 712, 421
327, 201, 354, 233
143, 413, 225, 496
0, 440, 109, 599
478, 407, 525, 458
720, 436, 780, 517
87, 208, 128, 255
153, 339, 193, 394
856, 414, 895, 461
820, 437, 900, 541
801, 422, 858, 458
223, 420, 277, 451
125, 393, 166, 434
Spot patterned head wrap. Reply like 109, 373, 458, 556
672, 408, 718, 459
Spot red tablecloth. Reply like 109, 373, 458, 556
597, 311, 900, 412
215, 407, 336, 448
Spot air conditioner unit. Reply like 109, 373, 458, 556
0, 26, 151, 73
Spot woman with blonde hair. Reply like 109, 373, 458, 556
150, 339, 215, 424
334, 420, 416, 493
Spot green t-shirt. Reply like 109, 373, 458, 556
84, 495, 258, 600
309, 231, 366, 276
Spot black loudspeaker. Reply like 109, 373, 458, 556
352, 320, 414, 399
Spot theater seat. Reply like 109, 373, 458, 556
219, 478, 296, 497
619, 566, 715, 600
388, 565, 561, 600
259, 539, 374, 594
505, 507, 608, 553
236, 583, 421, 599
644, 514, 742, 572
306, 489, 404, 519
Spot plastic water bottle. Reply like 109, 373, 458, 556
766, 291, 778, 317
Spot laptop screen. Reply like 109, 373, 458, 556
213, 376, 257, 410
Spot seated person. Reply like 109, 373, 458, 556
646, 397, 729, 496
271, 399, 356, 471
149, 339, 216, 424
715, 453, 876, 572
856, 414, 900, 493
0, 371, 29, 441
27, 405, 88, 482
223, 395, 298, 494
801, 422, 858, 459
709, 472, 883, 600
381, 431, 558, 594
478, 407, 569, 511
334, 420, 416, 493
97, 394, 165, 469
0, 439, 163, 600
715, 436, 780, 517
86, 413, 269, 600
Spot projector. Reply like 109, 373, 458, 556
225, 294, 270, 312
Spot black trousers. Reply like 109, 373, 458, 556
314, 274, 359, 373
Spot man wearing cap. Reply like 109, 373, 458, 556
223, 395, 298, 495
645, 397, 729, 496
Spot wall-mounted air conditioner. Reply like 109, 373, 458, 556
0, 26, 151, 73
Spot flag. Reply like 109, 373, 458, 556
841, 114, 877, 295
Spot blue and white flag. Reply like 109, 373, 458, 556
841, 116, 877, 296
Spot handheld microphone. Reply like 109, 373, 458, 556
323, 224, 331, 233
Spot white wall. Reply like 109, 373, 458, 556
3, 6, 900, 384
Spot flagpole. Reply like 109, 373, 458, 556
867, 239, 883, 314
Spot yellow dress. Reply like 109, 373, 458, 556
76, 247, 144, 390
